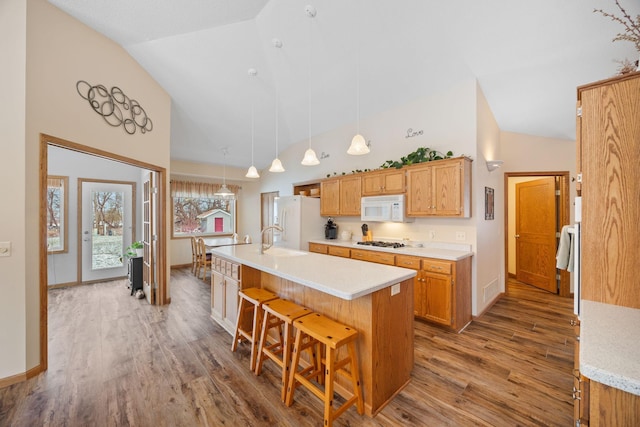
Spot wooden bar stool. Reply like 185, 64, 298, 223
254, 299, 313, 401
231, 287, 278, 371
285, 313, 364, 427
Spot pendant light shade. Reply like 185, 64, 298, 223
301, 5, 320, 167
214, 148, 235, 198
269, 158, 285, 172
347, 134, 370, 155
270, 39, 285, 173
348, 0, 369, 156
245, 165, 260, 178
246, 68, 260, 178
301, 148, 320, 165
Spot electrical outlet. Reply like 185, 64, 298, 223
391, 283, 400, 296
455, 231, 466, 241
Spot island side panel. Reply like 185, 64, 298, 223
454, 256, 472, 331
258, 270, 378, 416
370, 278, 414, 415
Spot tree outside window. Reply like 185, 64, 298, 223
47, 176, 68, 253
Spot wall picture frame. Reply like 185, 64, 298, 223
485, 187, 494, 220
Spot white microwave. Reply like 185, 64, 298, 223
361, 195, 413, 223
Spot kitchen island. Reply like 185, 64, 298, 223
209, 243, 417, 417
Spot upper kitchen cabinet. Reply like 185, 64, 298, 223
406, 157, 472, 217
578, 72, 640, 310
361, 168, 405, 196
320, 175, 362, 216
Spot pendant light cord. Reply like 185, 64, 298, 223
308, 14, 312, 148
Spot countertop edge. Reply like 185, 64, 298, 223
309, 239, 474, 261
580, 300, 640, 397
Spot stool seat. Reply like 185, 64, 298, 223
231, 287, 278, 371
255, 299, 313, 401
286, 313, 364, 427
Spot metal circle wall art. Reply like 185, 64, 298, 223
76, 80, 153, 135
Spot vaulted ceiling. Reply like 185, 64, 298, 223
48, 0, 639, 170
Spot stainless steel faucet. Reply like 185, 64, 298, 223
260, 225, 283, 254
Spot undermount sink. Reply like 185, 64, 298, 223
262, 247, 308, 257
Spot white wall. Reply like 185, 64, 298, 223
47, 146, 147, 286
0, 0, 171, 380
0, 0, 27, 379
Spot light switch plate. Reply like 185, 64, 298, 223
391, 283, 400, 296
0, 241, 10, 257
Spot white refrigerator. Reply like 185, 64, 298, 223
273, 196, 325, 250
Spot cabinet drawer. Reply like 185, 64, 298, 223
230, 262, 240, 280
351, 249, 395, 265
422, 259, 452, 274
309, 242, 328, 254
328, 246, 351, 258
395, 255, 422, 270
214, 257, 222, 272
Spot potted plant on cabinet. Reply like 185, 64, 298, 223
124, 241, 144, 258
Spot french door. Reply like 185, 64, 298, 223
80, 179, 135, 283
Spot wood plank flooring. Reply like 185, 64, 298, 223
0, 272, 575, 426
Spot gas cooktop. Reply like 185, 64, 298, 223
356, 241, 405, 248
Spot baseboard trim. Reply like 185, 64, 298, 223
474, 292, 505, 319
0, 365, 42, 389
171, 263, 191, 269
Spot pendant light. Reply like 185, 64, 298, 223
269, 38, 285, 173
245, 68, 260, 178
301, 5, 320, 166
347, 0, 370, 156
214, 148, 235, 198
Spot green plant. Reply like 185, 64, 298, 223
124, 241, 143, 258
380, 147, 454, 169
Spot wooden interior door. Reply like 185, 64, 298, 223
515, 177, 557, 293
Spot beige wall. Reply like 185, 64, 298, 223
0, 0, 171, 379
0, 0, 28, 378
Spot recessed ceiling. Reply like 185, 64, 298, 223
48, 0, 639, 169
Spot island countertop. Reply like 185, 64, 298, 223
210, 243, 416, 300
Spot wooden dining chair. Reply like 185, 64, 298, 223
190, 236, 198, 274
196, 238, 212, 281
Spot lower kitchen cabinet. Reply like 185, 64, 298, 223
210, 254, 260, 335
314, 243, 472, 332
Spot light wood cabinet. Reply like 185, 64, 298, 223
572, 318, 590, 426
320, 175, 362, 216
313, 243, 472, 332
578, 73, 640, 310
210, 254, 261, 335
361, 169, 405, 196
328, 245, 351, 258
406, 157, 472, 217
308, 242, 328, 254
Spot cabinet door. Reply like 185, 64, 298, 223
382, 169, 405, 194
414, 271, 426, 317
224, 277, 240, 330
339, 175, 362, 215
211, 271, 225, 320
423, 272, 452, 326
320, 179, 340, 216
406, 166, 433, 215
432, 161, 462, 216
362, 173, 384, 196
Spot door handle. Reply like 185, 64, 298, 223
514, 234, 520, 238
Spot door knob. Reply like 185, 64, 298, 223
514, 234, 520, 238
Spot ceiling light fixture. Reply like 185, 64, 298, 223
486, 160, 504, 172
269, 38, 285, 173
301, 5, 320, 166
215, 148, 235, 198
245, 68, 260, 178
347, 0, 370, 156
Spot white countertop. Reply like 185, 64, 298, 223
580, 300, 640, 396
210, 243, 416, 301
309, 239, 474, 261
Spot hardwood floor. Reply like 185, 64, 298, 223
0, 272, 575, 426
